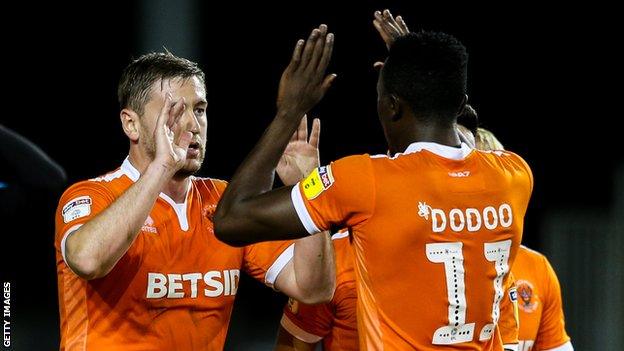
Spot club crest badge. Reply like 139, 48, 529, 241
516, 280, 539, 313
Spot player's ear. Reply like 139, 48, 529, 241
389, 94, 402, 122
120, 108, 140, 142
456, 94, 468, 116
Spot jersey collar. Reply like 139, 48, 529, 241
120, 157, 192, 231
402, 142, 473, 160
121, 157, 141, 182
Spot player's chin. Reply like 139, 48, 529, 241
177, 158, 203, 177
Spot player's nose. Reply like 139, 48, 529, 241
180, 108, 201, 133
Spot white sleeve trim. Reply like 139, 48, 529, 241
280, 314, 323, 344
265, 244, 295, 288
543, 341, 574, 351
331, 230, 349, 240
503, 344, 518, 351
60, 224, 84, 263
290, 184, 321, 235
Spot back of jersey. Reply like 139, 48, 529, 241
351, 143, 532, 350
293, 142, 532, 350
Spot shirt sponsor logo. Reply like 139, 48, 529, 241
62, 196, 92, 223
146, 270, 240, 299
449, 171, 471, 177
417, 201, 513, 233
517, 280, 539, 313
141, 216, 158, 234
302, 166, 334, 200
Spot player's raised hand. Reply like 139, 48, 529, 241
277, 24, 336, 116
374, 9, 410, 50
153, 93, 193, 174
277, 115, 321, 186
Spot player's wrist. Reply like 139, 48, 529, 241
145, 160, 176, 180
276, 107, 306, 122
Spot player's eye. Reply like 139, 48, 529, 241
194, 107, 205, 116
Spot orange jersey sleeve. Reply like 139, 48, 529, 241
55, 180, 116, 266
498, 273, 520, 348
243, 240, 294, 288
533, 255, 571, 350
512, 246, 572, 351
280, 233, 358, 350
291, 155, 375, 234
282, 297, 334, 343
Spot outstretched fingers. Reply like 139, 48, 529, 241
317, 32, 334, 75
396, 15, 409, 33
299, 28, 321, 71
157, 93, 174, 130
168, 97, 186, 129
297, 114, 308, 142
288, 39, 305, 72
382, 9, 401, 34
308, 25, 328, 72
373, 18, 392, 44
309, 118, 320, 148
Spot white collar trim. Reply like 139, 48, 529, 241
401, 142, 473, 160
121, 157, 141, 182
120, 157, 191, 231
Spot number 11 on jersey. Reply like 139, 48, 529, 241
426, 240, 512, 345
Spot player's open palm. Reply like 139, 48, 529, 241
153, 93, 193, 173
277, 115, 321, 186
277, 24, 336, 115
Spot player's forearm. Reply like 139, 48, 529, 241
65, 163, 172, 279
292, 231, 335, 304
214, 110, 305, 242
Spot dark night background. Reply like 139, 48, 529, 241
1, 1, 622, 350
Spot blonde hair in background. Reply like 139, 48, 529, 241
476, 128, 505, 151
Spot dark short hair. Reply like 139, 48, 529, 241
118, 52, 205, 115
382, 31, 468, 122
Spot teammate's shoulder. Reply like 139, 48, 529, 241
479, 149, 533, 184
519, 244, 544, 257
327, 154, 375, 175
333, 153, 374, 165
88, 166, 128, 184
519, 245, 549, 264
62, 168, 125, 198
480, 149, 530, 169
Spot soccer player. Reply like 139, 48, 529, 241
214, 14, 533, 351
276, 230, 357, 351
55, 52, 334, 350
476, 129, 574, 351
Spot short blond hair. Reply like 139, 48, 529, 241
476, 128, 504, 151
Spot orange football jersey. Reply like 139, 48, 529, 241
55, 158, 293, 351
511, 246, 572, 351
497, 273, 521, 350
291, 142, 533, 350
281, 231, 358, 350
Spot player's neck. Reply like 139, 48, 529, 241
388, 123, 460, 155
161, 177, 190, 204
